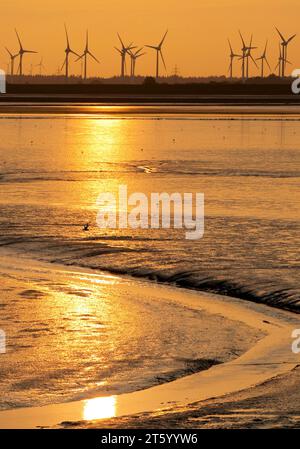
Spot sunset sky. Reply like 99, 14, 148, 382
1, 0, 299, 77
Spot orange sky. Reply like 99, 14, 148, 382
1, 0, 299, 77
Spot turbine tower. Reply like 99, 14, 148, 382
256, 41, 271, 77
228, 39, 240, 78
5, 47, 18, 76
238, 32, 257, 79
275, 43, 291, 77
128, 48, 146, 77
77, 31, 99, 80
276, 28, 296, 77
36, 58, 45, 76
15, 29, 37, 76
245, 35, 258, 78
62, 24, 79, 78
146, 30, 168, 78
239, 31, 248, 80
115, 34, 135, 78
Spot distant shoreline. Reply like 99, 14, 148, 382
1, 100, 300, 116
1, 81, 300, 105
1, 94, 300, 103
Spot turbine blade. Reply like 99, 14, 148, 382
265, 58, 271, 70
70, 50, 80, 57
250, 54, 258, 68
15, 29, 22, 50
126, 44, 137, 52
287, 34, 296, 44
64, 24, 70, 47
5, 47, 13, 57
238, 30, 246, 47
135, 47, 144, 56
159, 30, 168, 48
117, 33, 125, 50
160, 50, 167, 70
228, 39, 233, 54
88, 51, 100, 63
61, 57, 66, 71
249, 34, 253, 48
75, 54, 84, 62
146, 45, 158, 50
275, 27, 285, 42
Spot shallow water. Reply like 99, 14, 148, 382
0, 109, 299, 309
0, 252, 259, 410
0, 106, 299, 409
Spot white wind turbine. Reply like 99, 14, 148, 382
238, 32, 257, 79
256, 41, 271, 77
76, 31, 99, 80
128, 48, 146, 77
146, 30, 168, 78
275, 28, 296, 77
5, 47, 18, 76
239, 31, 248, 79
36, 58, 45, 75
228, 39, 240, 78
115, 34, 135, 78
275, 43, 291, 77
245, 35, 258, 78
15, 29, 37, 76
62, 24, 80, 78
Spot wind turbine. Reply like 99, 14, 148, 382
245, 35, 258, 78
62, 24, 79, 78
128, 48, 146, 77
36, 57, 45, 75
238, 32, 257, 79
115, 34, 135, 78
275, 44, 282, 77
5, 47, 18, 76
256, 40, 271, 77
76, 31, 99, 80
15, 29, 37, 76
146, 30, 168, 78
239, 31, 248, 79
275, 28, 296, 77
275, 43, 291, 77
228, 39, 240, 78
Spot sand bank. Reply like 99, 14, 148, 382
0, 251, 299, 428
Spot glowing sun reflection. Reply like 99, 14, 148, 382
83, 396, 117, 421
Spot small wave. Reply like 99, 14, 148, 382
1, 236, 299, 314
0, 164, 299, 184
